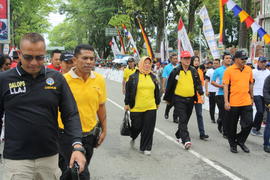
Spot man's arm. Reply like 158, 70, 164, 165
122, 79, 126, 95
162, 77, 167, 93
263, 75, 270, 108
223, 84, 230, 110
211, 81, 224, 88
96, 103, 107, 147
205, 79, 209, 97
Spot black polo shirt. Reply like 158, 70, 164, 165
0, 63, 82, 160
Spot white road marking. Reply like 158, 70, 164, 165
107, 98, 242, 180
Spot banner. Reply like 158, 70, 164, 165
137, 17, 154, 60
178, 18, 194, 60
109, 37, 121, 59
199, 6, 220, 59
0, 0, 10, 43
122, 24, 140, 59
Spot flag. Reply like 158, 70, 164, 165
232, 5, 242, 16
245, 16, 254, 28
219, 0, 224, 43
122, 24, 140, 59
178, 18, 194, 59
199, 6, 220, 59
137, 17, 154, 59
239, 10, 249, 23
263, 34, 270, 44
116, 26, 126, 54
110, 37, 121, 59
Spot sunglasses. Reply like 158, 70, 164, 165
21, 53, 45, 61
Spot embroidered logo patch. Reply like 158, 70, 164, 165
46, 78, 55, 86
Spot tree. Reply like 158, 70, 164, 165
10, 0, 56, 46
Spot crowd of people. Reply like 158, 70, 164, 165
123, 50, 270, 154
0, 32, 270, 180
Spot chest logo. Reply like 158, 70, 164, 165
46, 78, 55, 86
9, 81, 26, 95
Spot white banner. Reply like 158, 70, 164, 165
199, 6, 220, 59
178, 18, 194, 59
111, 37, 121, 59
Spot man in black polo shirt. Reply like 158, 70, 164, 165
0, 33, 86, 179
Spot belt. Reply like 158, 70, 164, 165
82, 126, 97, 137
174, 95, 194, 101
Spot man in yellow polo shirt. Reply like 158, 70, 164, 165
223, 50, 253, 154
59, 44, 107, 180
164, 51, 203, 150
122, 57, 136, 94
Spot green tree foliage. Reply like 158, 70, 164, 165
10, 0, 56, 46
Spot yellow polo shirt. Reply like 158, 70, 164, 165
123, 67, 136, 82
130, 73, 157, 112
174, 70, 195, 97
58, 68, 106, 132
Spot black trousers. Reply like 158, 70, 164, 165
165, 103, 177, 120
209, 92, 216, 121
130, 110, 157, 151
59, 131, 95, 180
216, 95, 228, 135
174, 95, 194, 143
227, 105, 253, 147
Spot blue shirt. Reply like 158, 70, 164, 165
162, 63, 178, 79
212, 65, 227, 95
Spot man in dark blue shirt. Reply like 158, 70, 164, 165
0, 33, 86, 179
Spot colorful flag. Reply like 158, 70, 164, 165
116, 26, 126, 54
177, 18, 194, 60
122, 24, 140, 59
219, 0, 224, 43
137, 17, 154, 59
199, 6, 220, 59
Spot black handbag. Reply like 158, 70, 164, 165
120, 111, 131, 136
93, 122, 102, 147
60, 162, 80, 180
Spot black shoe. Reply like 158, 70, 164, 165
230, 146, 238, 153
164, 114, 169, 119
237, 142, 250, 153
217, 123, 222, 134
200, 134, 209, 140
264, 146, 270, 153
211, 119, 216, 123
223, 135, 228, 139
173, 118, 179, 123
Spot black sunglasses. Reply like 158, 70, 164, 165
21, 53, 45, 61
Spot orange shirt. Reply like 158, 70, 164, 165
223, 64, 253, 107
195, 68, 204, 104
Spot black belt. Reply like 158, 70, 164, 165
58, 127, 96, 137
174, 95, 194, 101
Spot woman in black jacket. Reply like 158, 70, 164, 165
124, 56, 160, 155
263, 75, 270, 153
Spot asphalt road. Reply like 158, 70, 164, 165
0, 79, 269, 180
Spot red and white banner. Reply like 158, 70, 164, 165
178, 18, 194, 60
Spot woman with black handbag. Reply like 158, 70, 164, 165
124, 56, 160, 155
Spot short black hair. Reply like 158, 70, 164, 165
20, 33, 45, 49
170, 53, 177, 59
74, 44, 94, 57
51, 49, 62, 58
214, 59, 220, 63
0, 55, 11, 69
222, 52, 231, 60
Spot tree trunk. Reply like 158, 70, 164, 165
187, 0, 202, 33
238, 0, 251, 49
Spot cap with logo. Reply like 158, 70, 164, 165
60, 52, 74, 62
234, 50, 248, 60
180, 51, 192, 58
127, 57, 135, 62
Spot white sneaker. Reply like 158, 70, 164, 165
144, 150, 151, 156
184, 141, 192, 150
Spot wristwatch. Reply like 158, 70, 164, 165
73, 146, 86, 155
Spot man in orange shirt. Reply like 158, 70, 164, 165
223, 50, 253, 153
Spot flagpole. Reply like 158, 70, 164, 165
199, 28, 202, 61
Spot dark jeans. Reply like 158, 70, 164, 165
165, 103, 177, 120
130, 110, 157, 151
264, 109, 270, 146
227, 105, 253, 147
59, 131, 95, 180
253, 96, 265, 131
194, 103, 205, 136
209, 92, 216, 121
174, 95, 194, 143
216, 95, 228, 135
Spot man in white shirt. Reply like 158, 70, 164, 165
252, 56, 270, 136
205, 59, 220, 123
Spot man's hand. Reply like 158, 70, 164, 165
96, 131, 106, 148
201, 96, 205, 104
124, 105, 130, 111
224, 102, 231, 111
205, 91, 209, 97
69, 145, 86, 173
